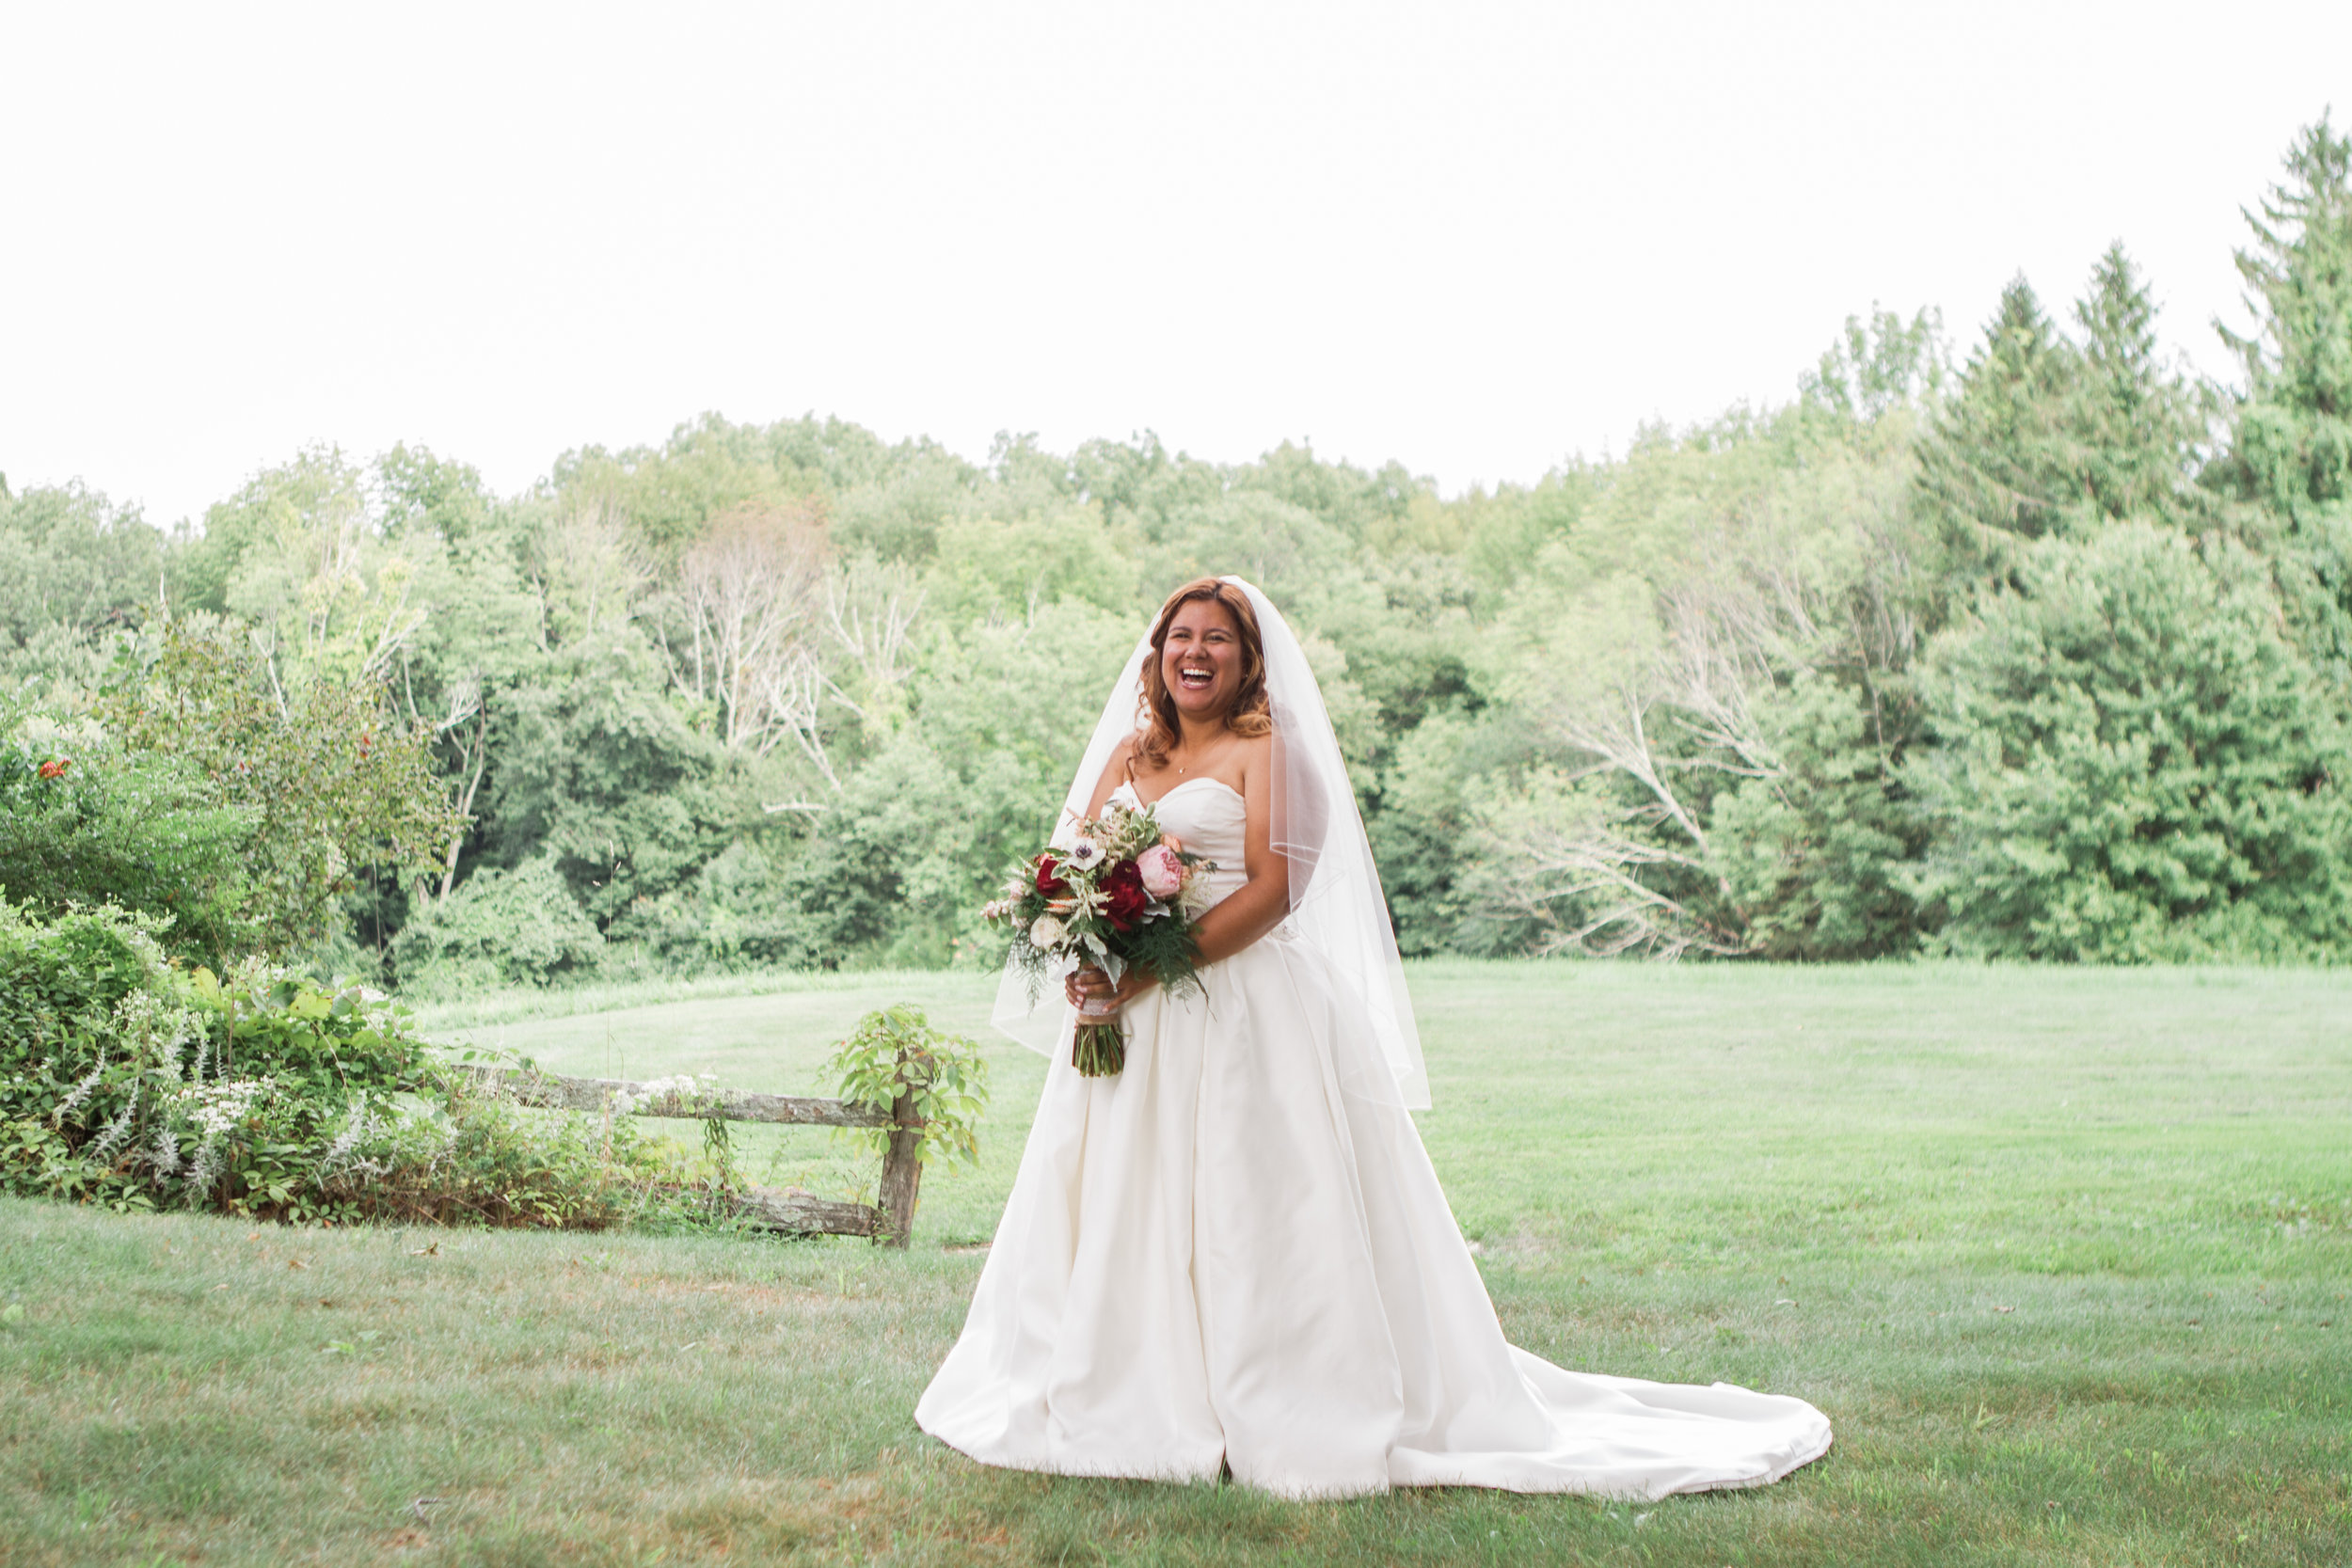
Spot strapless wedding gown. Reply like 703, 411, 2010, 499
916, 778, 1832, 1499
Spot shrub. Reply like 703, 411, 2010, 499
94, 617, 463, 961
393, 857, 606, 997
1912, 527, 2352, 961
602, 841, 815, 975
826, 1005, 990, 1168
0, 899, 713, 1228
0, 726, 260, 964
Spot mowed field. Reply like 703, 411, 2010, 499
1, 962, 2345, 1565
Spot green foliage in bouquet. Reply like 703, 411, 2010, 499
985, 800, 1216, 1075
826, 1005, 991, 1168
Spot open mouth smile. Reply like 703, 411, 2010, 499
1177, 665, 1216, 691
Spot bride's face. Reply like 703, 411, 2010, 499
1160, 598, 1244, 723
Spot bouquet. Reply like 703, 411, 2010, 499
985, 800, 1219, 1076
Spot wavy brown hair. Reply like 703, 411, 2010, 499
1134, 578, 1274, 771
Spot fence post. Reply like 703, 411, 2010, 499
876, 1084, 923, 1248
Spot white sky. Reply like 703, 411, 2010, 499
4, 2, 2348, 528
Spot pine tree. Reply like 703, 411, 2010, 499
2072, 243, 2209, 528
1914, 277, 2086, 549
2221, 116, 2352, 513
2217, 115, 2352, 682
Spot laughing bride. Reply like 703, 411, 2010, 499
915, 576, 1833, 1498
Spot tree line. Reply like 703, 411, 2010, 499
5, 118, 2349, 985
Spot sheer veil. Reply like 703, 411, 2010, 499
989, 578, 1431, 1110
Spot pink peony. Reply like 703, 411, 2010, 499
1136, 844, 1185, 900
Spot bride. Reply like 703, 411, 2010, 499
915, 577, 1833, 1499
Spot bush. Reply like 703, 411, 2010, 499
826, 1005, 990, 1168
0, 899, 715, 1228
602, 841, 815, 975
393, 857, 606, 997
94, 617, 463, 961
0, 726, 260, 964
1912, 526, 2352, 960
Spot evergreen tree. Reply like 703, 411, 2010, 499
2072, 244, 2210, 528
1913, 525, 2352, 962
1915, 277, 2085, 548
2216, 115, 2352, 682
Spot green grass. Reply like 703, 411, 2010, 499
3, 961, 2346, 1564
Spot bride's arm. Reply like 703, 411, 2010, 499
1184, 734, 1285, 965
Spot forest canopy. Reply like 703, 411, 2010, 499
6, 119, 2350, 987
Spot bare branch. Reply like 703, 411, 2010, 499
670, 503, 838, 776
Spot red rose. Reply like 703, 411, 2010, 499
1102, 859, 1150, 931
1034, 855, 1067, 896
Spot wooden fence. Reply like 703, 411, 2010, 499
468, 1067, 927, 1246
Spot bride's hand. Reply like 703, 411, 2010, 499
1065, 966, 1153, 1015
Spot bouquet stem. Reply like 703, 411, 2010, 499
1073, 1019, 1126, 1077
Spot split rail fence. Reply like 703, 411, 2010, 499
467, 1066, 927, 1246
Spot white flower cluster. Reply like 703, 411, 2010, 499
172, 1076, 278, 1141
87, 1082, 143, 1163
52, 1055, 107, 1124
317, 1096, 395, 1184
166, 1074, 279, 1203
611, 1073, 719, 1116
113, 990, 197, 1075
1177, 868, 1216, 916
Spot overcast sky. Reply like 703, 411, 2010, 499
5, 2, 2348, 528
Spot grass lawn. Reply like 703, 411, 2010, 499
2, 961, 2346, 1565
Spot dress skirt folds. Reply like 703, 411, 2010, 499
915, 779, 1832, 1499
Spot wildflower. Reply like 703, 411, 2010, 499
184, 1142, 219, 1203
88, 1083, 141, 1162
54, 1056, 106, 1125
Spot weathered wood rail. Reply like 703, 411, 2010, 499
465, 1067, 928, 1246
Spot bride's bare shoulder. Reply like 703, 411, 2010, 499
1087, 734, 1140, 810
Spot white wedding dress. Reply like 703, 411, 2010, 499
915, 776, 1833, 1499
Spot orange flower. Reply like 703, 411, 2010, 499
37, 758, 70, 780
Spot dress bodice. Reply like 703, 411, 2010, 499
1111, 778, 1248, 907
